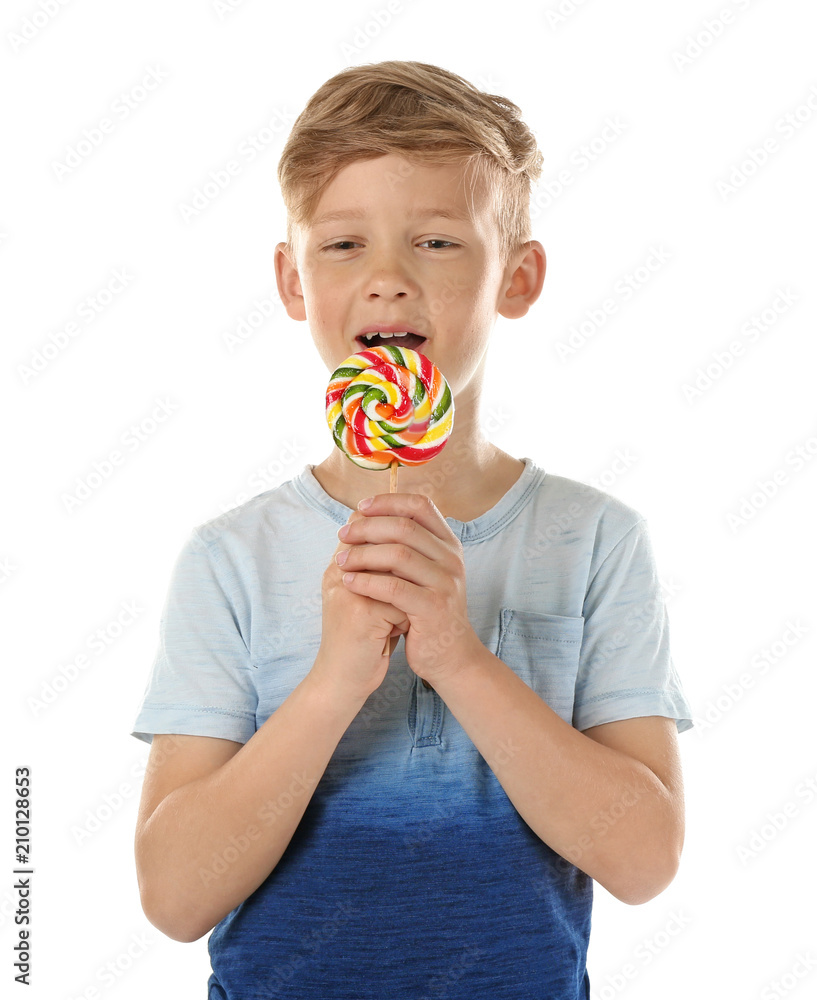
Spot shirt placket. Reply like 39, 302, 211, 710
408, 675, 444, 748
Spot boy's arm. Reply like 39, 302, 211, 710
135, 669, 366, 942
427, 653, 683, 905
135, 509, 408, 942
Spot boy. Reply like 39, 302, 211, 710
132, 60, 693, 998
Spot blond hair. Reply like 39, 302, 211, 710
276, 60, 543, 266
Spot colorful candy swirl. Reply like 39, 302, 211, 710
325, 345, 454, 471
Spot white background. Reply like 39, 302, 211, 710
2, 0, 816, 997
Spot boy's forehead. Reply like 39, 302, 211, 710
310, 203, 474, 228
307, 154, 490, 228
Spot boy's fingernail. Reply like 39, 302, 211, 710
358, 496, 373, 510
338, 524, 349, 539
335, 549, 348, 566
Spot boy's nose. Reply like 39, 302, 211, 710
364, 253, 419, 299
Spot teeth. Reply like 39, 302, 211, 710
363, 331, 410, 341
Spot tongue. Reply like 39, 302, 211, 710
367, 333, 426, 351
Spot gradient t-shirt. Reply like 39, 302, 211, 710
131, 457, 694, 999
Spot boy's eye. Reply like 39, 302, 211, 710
322, 239, 459, 252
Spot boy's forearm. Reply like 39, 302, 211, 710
137, 671, 364, 942
430, 647, 682, 905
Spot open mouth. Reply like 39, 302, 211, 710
356, 332, 427, 352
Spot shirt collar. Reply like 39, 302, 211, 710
291, 457, 545, 544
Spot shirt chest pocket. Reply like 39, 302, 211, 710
495, 609, 584, 725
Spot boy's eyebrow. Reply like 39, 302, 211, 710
310, 207, 473, 227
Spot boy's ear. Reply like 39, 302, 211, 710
496, 241, 546, 321
274, 242, 307, 322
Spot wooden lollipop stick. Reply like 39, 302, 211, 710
382, 461, 432, 690
382, 460, 399, 656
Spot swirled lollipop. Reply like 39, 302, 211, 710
325, 345, 454, 490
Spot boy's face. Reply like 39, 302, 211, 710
274, 154, 541, 402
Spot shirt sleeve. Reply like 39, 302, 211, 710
572, 517, 694, 734
130, 527, 258, 745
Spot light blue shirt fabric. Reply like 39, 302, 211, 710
131, 456, 693, 999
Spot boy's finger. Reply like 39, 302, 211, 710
338, 519, 446, 567
337, 542, 443, 591
355, 493, 452, 542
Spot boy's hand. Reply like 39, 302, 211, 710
335, 493, 484, 686
314, 524, 410, 705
